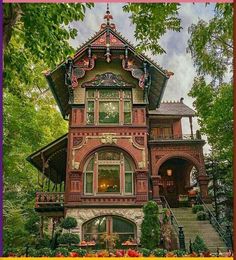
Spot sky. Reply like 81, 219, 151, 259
69, 3, 216, 153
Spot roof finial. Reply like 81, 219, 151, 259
104, 3, 113, 26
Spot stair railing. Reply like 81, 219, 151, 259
198, 196, 232, 250
160, 196, 186, 251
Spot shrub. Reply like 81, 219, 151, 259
140, 248, 151, 257
173, 249, 186, 256
60, 217, 77, 231
192, 235, 208, 255
55, 247, 69, 256
28, 248, 39, 257
196, 211, 207, 220
153, 248, 167, 257
141, 201, 161, 249
35, 237, 51, 249
192, 205, 204, 214
57, 233, 80, 245
37, 248, 55, 257
71, 248, 87, 257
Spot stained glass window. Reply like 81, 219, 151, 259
99, 101, 119, 124
86, 101, 94, 124
85, 89, 132, 125
124, 101, 132, 124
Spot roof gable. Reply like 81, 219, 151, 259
45, 9, 173, 118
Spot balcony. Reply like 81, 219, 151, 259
35, 192, 65, 216
150, 133, 200, 140
149, 132, 205, 145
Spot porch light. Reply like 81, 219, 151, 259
167, 169, 172, 176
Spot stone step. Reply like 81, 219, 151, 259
170, 207, 227, 251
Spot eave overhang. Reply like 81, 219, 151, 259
27, 134, 68, 183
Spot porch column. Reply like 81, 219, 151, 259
198, 175, 211, 203
151, 175, 161, 204
189, 116, 193, 139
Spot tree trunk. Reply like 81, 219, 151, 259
3, 3, 21, 50
39, 216, 44, 239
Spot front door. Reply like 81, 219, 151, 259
159, 177, 178, 207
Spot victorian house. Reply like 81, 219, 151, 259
27, 8, 210, 246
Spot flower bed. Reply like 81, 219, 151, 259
5, 248, 233, 257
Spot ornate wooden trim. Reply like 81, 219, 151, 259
81, 72, 134, 88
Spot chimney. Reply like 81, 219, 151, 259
180, 97, 184, 103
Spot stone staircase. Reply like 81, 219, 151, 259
171, 207, 227, 252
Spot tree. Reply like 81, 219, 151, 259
192, 235, 208, 255
140, 201, 160, 249
123, 3, 181, 55
60, 217, 77, 233
204, 155, 233, 224
3, 3, 93, 253
187, 4, 233, 83
187, 3, 233, 227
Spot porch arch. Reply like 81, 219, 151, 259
154, 152, 205, 177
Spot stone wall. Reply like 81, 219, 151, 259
66, 207, 144, 242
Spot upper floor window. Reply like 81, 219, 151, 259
151, 126, 173, 139
86, 89, 132, 125
84, 150, 134, 195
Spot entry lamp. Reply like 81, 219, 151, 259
167, 169, 172, 176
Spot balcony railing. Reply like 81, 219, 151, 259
35, 192, 64, 209
150, 133, 201, 141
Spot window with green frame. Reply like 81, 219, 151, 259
84, 150, 134, 195
86, 89, 132, 125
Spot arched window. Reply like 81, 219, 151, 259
84, 150, 134, 195
83, 216, 136, 247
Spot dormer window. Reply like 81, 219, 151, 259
86, 89, 132, 125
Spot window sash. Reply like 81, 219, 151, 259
85, 172, 93, 194
86, 89, 132, 125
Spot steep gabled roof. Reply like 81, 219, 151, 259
45, 8, 172, 118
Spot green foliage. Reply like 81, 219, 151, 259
71, 248, 87, 257
162, 208, 171, 224
172, 249, 186, 256
196, 211, 207, 221
187, 4, 233, 82
192, 235, 208, 255
188, 5, 233, 226
57, 233, 80, 246
123, 3, 181, 54
140, 201, 160, 250
55, 247, 69, 256
139, 248, 151, 257
37, 248, 55, 257
192, 205, 204, 214
35, 237, 51, 249
205, 155, 233, 223
60, 217, 78, 231
152, 248, 167, 257
3, 3, 93, 66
